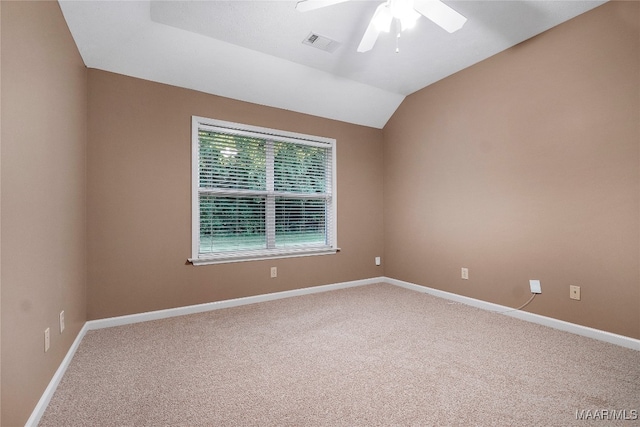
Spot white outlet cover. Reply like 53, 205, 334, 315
529, 280, 542, 294
44, 328, 50, 352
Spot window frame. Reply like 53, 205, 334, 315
190, 116, 338, 265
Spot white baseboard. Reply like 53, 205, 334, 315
384, 276, 640, 351
24, 323, 89, 427
26, 277, 381, 426
27, 275, 638, 426
86, 277, 382, 331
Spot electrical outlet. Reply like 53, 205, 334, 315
44, 328, 50, 352
461, 267, 469, 280
59, 310, 65, 333
529, 280, 542, 294
570, 285, 581, 300
375, 256, 381, 266
270, 267, 277, 278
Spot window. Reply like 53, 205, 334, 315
190, 116, 337, 265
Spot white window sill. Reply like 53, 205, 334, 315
189, 247, 340, 266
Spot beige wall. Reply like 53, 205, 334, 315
1, 2, 87, 426
1, 2, 3, 423
86, 70, 385, 320
1, 1, 638, 424
383, 1, 640, 339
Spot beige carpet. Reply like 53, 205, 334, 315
39, 283, 639, 426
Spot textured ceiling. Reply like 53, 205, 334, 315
59, 1, 606, 128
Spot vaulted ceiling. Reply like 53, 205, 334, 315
59, 0, 606, 128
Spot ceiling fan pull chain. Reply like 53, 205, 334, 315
396, 28, 401, 53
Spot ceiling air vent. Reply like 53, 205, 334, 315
302, 32, 340, 53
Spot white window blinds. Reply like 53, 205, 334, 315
191, 117, 337, 265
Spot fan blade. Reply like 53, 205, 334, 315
357, 20, 381, 52
413, 0, 467, 33
296, 0, 350, 12
357, 3, 390, 53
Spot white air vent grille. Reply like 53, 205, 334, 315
302, 32, 340, 53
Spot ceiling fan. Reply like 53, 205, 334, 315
296, 0, 467, 52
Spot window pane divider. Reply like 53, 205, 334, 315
272, 192, 331, 199
198, 188, 269, 197
198, 188, 330, 200
266, 141, 276, 249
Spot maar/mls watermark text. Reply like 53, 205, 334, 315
575, 409, 638, 421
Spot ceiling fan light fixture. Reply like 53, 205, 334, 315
297, 0, 467, 53
399, 13, 419, 31
390, 0, 420, 30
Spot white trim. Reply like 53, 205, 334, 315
191, 115, 200, 260
24, 323, 89, 427
86, 277, 380, 330
191, 115, 338, 264
189, 247, 338, 266
384, 277, 640, 351
26, 277, 380, 426
329, 140, 337, 250
26, 275, 639, 426
194, 117, 335, 147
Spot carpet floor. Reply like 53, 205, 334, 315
39, 283, 639, 426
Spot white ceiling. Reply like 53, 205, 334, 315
59, 0, 606, 128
